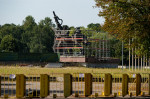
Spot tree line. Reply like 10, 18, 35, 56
0, 16, 55, 53
0, 15, 126, 64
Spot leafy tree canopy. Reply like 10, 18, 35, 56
23, 15, 36, 31
0, 35, 17, 52
95, 0, 150, 55
87, 23, 102, 31
0, 16, 55, 53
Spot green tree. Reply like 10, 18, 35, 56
0, 35, 18, 52
23, 15, 36, 30
0, 16, 55, 53
87, 23, 102, 31
0, 24, 22, 40
110, 38, 129, 65
29, 17, 54, 53
95, 0, 150, 55
21, 16, 37, 52
22, 16, 36, 44
0, 24, 26, 51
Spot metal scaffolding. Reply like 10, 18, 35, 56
53, 29, 110, 62
52, 11, 111, 63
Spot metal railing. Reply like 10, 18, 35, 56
0, 73, 150, 98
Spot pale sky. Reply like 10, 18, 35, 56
0, 0, 105, 27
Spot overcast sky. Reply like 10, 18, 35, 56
0, 0, 105, 27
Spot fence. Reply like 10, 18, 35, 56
0, 52, 59, 62
0, 73, 150, 98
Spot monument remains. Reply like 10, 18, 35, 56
52, 11, 119, 67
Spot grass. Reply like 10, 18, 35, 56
1, 66, 150, 76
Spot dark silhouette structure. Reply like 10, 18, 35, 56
52, 11, 119, 67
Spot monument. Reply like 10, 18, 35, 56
52, 11, 119, 67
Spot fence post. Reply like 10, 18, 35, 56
64, 73, 72, 98
85, 73, 92, 97
149, 74, 150, 95
16, 74, 26, 98
122, 74, 128, 97
104, 73, 112, 96
136, 73, 141, 96
0, 76, 1, 96
40, 74, 49, 98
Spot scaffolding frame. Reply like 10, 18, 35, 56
53, 29, 111, 62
